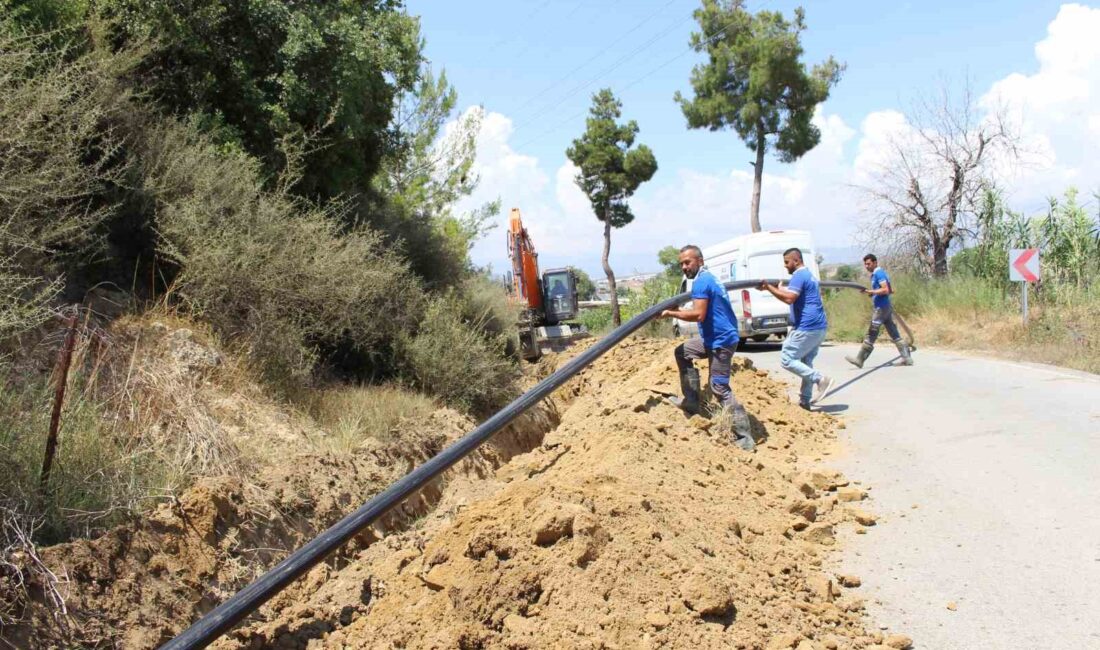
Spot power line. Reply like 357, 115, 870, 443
509, 13, 694, 133
508, 0, 679, 117
475, 0, 559, 66
511, 11, 752, 152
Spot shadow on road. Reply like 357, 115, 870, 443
826, 356, 902, 399
738, 342, 783, 355
815, 403, 849, 414
738, 341, 902, 402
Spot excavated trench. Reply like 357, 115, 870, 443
6, 336, 900, 650
206, 338, 891, 650
1, 391, 560, 649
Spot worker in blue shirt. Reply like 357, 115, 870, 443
758, 248, 835, 410
846, 253, 913, 368
659, 245, 755, 451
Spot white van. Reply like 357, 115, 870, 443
673, 230, 820, 343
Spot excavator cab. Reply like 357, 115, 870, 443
542, 268, 578, 324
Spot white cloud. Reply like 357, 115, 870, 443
981, 3, 1100, 200
459, 5, 1100, 274
463, 108, 864, 274
851, 110, 910, 183
628, 109, 858, 257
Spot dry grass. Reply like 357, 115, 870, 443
0, 309, 459, 546
825, 275, 1100, 374
294, 385, 438, 453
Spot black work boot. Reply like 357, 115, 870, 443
730, 406, 755, 451
894, 339, 914, 366
666, 367, 702, 414
845, 342, 874, 369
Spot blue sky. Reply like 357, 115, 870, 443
407, 1, 1099, 276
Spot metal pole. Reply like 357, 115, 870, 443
40, 306, 80, 495
1022, 281, 1029, 326
162, 280, 868, 650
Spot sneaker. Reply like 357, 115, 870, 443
811, 375, 834, 405
798, 400, 811, 411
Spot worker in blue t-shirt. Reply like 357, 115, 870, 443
846, 253, 913, 368
758, 248, 835, 410
659, 245, 755, 451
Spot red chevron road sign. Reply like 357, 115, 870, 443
1010, 248, 1040, 283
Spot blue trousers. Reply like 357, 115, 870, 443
781, 328, 827, 403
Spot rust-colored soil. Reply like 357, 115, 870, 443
211, 339, 892, 650
2, 402, 556, 648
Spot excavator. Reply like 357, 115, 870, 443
506, 208, 588, 361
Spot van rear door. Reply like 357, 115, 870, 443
744, 252, 792, 329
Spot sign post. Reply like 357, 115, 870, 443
1009, 248, 1040, 325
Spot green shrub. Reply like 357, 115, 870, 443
577, 306, 615, 334
0, 258, 57, 347
129, 118, 422, 387
579, 274, 690, 337
0, 25, 132, 351
456, 273, 520, 353
396, 294, 520, 415
0, 26, 128, 261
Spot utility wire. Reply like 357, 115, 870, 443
510, 13, 693, 133
508, 0, 679, 117
512, 0, 776, 151
476, 0, 559, 66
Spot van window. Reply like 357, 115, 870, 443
747, 254, 786, 281
729, 263, 737, 280
747, 251, 815, 281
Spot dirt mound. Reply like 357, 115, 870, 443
1, 399, 558, 648
213, 338, 892, 649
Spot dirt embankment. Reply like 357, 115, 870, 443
209, 338, 898, 650
0, 353, 559, 649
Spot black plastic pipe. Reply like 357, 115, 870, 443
161, 279, 867, 649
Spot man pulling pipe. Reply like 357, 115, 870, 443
659, 245, 755, 451
846, 253, 913, 368
758, 248, 835, 410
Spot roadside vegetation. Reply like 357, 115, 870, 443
827, 188, 1100, 373
0, 4, 520, 549
577, 259, 681, 337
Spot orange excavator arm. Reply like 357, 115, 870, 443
507, 208, 543, 312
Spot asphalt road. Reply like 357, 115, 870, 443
744, 342, 1100, 649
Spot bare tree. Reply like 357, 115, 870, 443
857, 81, 1020, 276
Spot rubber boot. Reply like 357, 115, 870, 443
666, 367, 702, 414
845, 343, 874, 369
730, 406, 755, 451
894, 339, 914, 366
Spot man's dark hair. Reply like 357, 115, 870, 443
783, 247, 803, 261
863, 253, 878, 262
680, 244, 703, 259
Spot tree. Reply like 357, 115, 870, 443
833, 264, 857, 282
857, 82, 1019, 276
373, 67, 499, 286
675, 0, 842, 232
569, 266, 597, 300
657, 245, 681, 279
566, 89, 657, 327
94, 0, 422, 201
